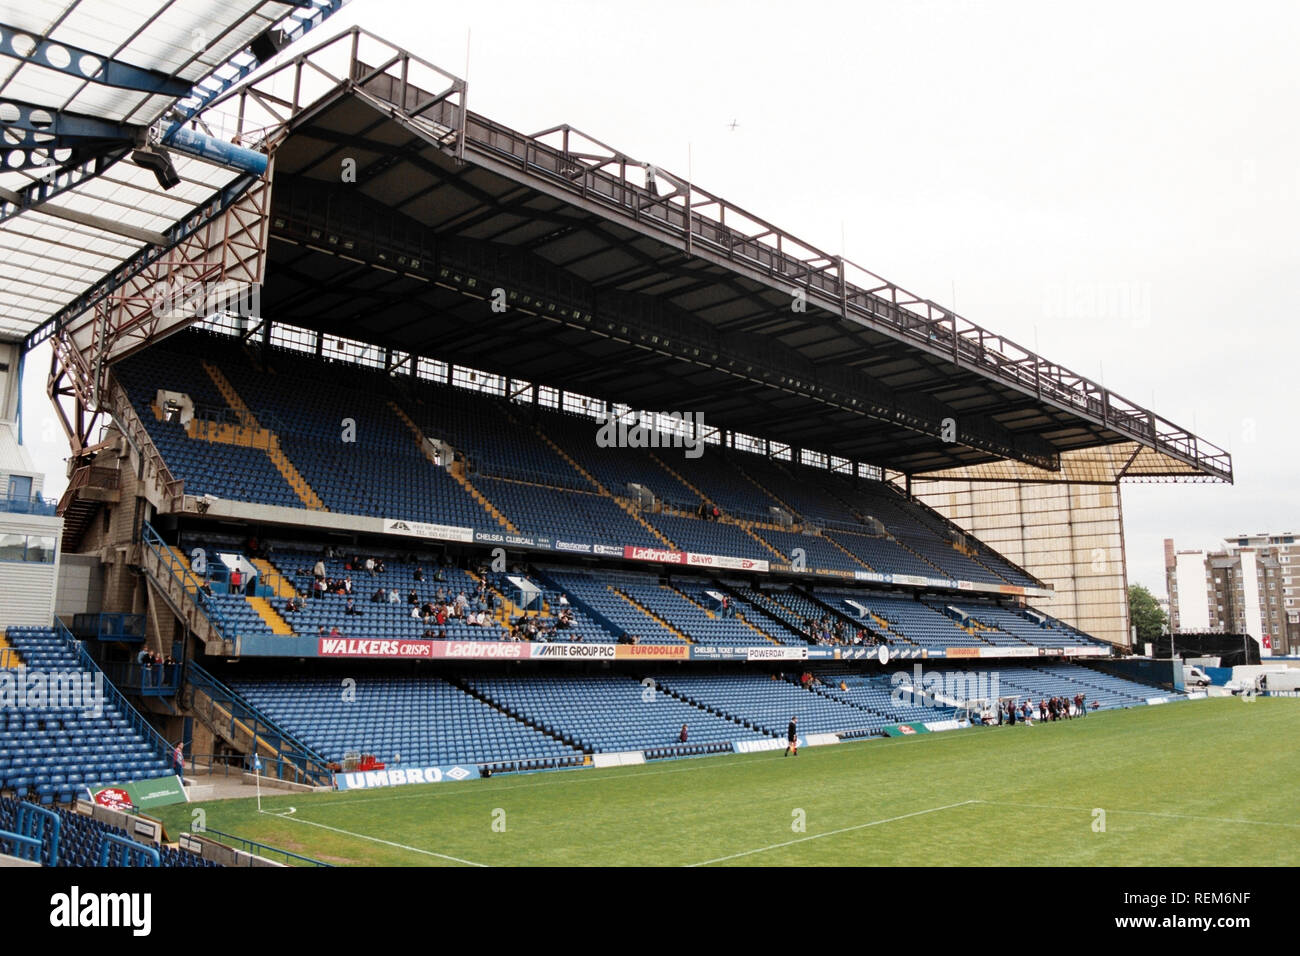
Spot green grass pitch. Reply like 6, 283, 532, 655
155, 697, 1299, 866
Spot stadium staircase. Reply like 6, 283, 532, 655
733, 519, 788, 562
793, 586, 916, 647
733, 462, 801, 523
0, 631, 23, 669
533, 424, 677, 549
724, 584, 811, 639
387, 397, 518, 532
650, 453, 713, 511
248, 597, 294, 635
466, 569, 530, 626
821, 532, 874, 570
668, 583, 782, 645
139, 523, 237, 655
449, 678, 595, 759
609, 586, 692, 643
184, 661, 332, 785
105, 373, 185, 511
192, 362, 327, 511
251, 558, 298, 598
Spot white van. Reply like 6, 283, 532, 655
1257, 671, 1300, 693
1183, 665, 1211, 688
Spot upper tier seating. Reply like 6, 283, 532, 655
115, 331, 1041, 587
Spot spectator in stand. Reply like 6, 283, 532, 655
229, 568, 243, 595
410, 605, 422, 620
345, 598, 362, 616
388, 588, 401, 604
679, 724, 688, 744
414, 566, 424, 582
375, 558, 386, 574
364, 557, 375, 576
408, 589, 419, 605
313, 558, 326, 579
343, 576, 353, 595
284, 597, 299, 614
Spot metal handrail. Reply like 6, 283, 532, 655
141, 521, 238, 644
185, 661, 332, 786
199, 827, 332, 867
54, 619, 173, 762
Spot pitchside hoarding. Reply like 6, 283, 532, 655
334, 765, 481, 790
88, 774, 188, 811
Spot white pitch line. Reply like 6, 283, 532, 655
971, 799, 1300, 829
686, 799, 977, 867
262, 809, 488, 866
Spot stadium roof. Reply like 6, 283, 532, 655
15, 25, 1232, 483
0, 0, 346, 340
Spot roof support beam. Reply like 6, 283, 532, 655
0, 24, 191, 95
0, 185, 167, 245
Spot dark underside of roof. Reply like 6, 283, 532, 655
256, 91, 1138, 476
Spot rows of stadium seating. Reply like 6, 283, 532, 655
165, 530, 1103, 656
229, 675, 584, 768
941, 602, 1094, 648
0, 628, 174, 805
825, 591, 991, 648
113, 348, 305, 508
463, 674, 770, 753
0, 797, 217, 867
534, 566, 678, 644
113, 332, 1039, 587
811, 671, 960, 724
652, 673, 883, 736
644, 511, 771, 560
216, 662, 1178, 773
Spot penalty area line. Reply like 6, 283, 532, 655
260, 809, 488, 866
685, 799, 978, 867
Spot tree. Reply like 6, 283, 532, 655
1128, 583, 1168, 646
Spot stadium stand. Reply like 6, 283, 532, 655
0, 628, 174, 805
229, 674, 585, 770
111, 330, 1043, 589
0, 797, 217, 867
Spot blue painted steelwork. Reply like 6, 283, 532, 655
98, 832, 160, 866
0, 24, 192, 95
165, 124, 268, 175
1, 0, 348, 227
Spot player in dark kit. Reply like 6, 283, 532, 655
785, 716, 799, 757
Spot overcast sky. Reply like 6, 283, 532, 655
20, 0, 1299, 595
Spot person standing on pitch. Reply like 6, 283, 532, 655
785, 716, 799, 757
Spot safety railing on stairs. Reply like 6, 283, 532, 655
185, 661, 332, 787
140, 521, 239, 649
54, 619, 174, 764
